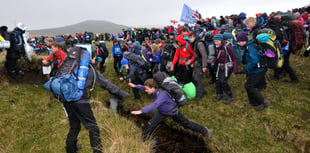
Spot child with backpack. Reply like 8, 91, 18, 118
212, 34, 238, 104
150, 44, 162, 73
170, 35, 195, 85
129, 79, 212, 141
120, 46, 150, 99
237, 32, 270, 111
111, 39, 123, 76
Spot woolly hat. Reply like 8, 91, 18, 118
237, 32, 248, 42
213, 34, 223, 41
0, 26, 8, 31
239, 12, 247, 20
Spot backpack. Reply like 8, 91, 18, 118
98, 41, 109, 58
127, 52, 151, 71
10, 30, 24, 52
287, 20, 305, 54
153, 72, 187, 106
160, 43, 176, 71
255, 28, 283, 69
43, 47, 90, 102
205, 41, 216, 63
223, 33, 242, 63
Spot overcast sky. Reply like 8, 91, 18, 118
2, 0, 309, 30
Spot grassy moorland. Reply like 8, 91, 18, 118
0, 41, 309, 153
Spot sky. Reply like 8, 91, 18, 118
1, 0, 309, 30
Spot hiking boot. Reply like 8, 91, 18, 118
204, 127, 212, 140
223, 93, 233, 104
263, 100, 270, 107
195, 95, 204, 100
254, 104, 266, 111
18, 70, 25, 76
213, 95, 223, 102
223, 97, 233, 104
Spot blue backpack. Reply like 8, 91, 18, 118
43, 47, 90, 102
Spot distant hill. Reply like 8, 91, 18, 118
29, 20, 129, 36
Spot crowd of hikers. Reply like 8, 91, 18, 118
1, 5, 310, 153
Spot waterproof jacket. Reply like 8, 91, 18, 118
172, 35, 195, 66
135, 85, 178, 116
244, 40, 266, 75
44, 48, 67, 68
111, 43, 122, 57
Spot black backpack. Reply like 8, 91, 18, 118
10, 30, 25, 52
153, 72, 187, 106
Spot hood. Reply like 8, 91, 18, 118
175, 35, 188, 46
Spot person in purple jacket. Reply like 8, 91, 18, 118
212, 34, 238, 104
130, 79, 212, 141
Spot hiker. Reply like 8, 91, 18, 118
42, 42, 67, 76
141, 42, 152, 63
111, 39, 123, 76
189, 32, 208, 100
129, 79, 212, 141
62, 49, 129, 153
237, 32, 270, 111
170, 35, 195, 85
43, 37, 53, 55
120, 45, 150, 99
5, 23, 27, 82
212, 34, 238, 104
94, 41, 109, 73
150, 44, 162, 73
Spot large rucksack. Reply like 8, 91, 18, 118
10, 30, 24, 52
153, 72, 187, 106
287, 20, 305, 54
98, 41, 109, 58
160, 42, 176, 71
255, 28, 283, 69
43, 47, 90, 102
223, 33, 242, 63
127, 52, 151, 71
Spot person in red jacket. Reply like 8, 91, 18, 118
170, 35, 195, 84
42, 42, 67, 76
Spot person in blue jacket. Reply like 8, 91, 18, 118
130, 79, 212, 141
237, 32, 270, 111
111, 39, 123, 76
